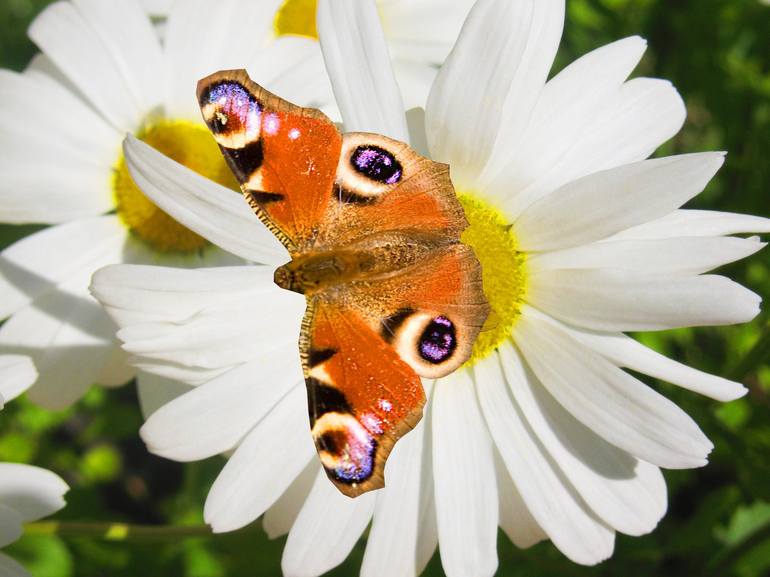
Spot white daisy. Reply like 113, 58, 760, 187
0, 359, 69, 577
0, 0, 337, 409
91, 0, 770, 575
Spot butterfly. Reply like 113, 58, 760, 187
197, 69, 489, 497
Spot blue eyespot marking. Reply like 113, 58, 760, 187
419, 316, 456, 364
350, 145, 403, 184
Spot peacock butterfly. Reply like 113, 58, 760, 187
197, 69, 489, 497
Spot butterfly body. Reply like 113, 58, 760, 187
198, 70, 489, 497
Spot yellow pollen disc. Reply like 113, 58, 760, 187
274, 0, 318, 39
113, 120, 239, 253
458, 193, 527, 364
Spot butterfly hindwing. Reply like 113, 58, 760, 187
303, 300, 425, 496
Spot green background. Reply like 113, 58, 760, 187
1, 0, 769, 575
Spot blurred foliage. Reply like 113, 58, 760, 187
0, 0, 769, 576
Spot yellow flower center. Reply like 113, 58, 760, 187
458, 193, 527, 364
113, 120, 239, 253
274, 0, 318, 38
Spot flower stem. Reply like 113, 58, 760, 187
23, 521, 216, 542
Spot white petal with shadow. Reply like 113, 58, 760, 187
0, 281, 123, 410
493, 449, 546, 549
282, 469, 376, 577
317, 0, 408, 141
123, 136, 286, 265
380, 0, 475, 65
204, 383, 316, 532
140, 348, 302, 462
0, 216, 126, 321
515, 153, 725, 252
609, 209, 770, 241
557, 325, 747, 402
163, 0, 283, 120
136, 371, 194, 418
513, 308, 714, 469
0, 356, 37, 404
432, 369, 498, 577
0, 463, 68, 521
263, 461, 319, 540
528, 236, 765, 276
0, 504, 22, 548
426, 0, 564, 189
474, 351, 615, 565
28, 0, 162, 130
499, 342, 667, 536
492, 77, 685, 218
528, 268, 760, 332
362, 381, 434, 577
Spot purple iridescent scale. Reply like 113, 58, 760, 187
419, 316, 457, 364
207, 82, 261, 135
351, 145, 403, 184
330, 430, 376, 483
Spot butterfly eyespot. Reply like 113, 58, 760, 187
350, 145, 403, 184
313, 412, 377, 485
419, 316, 457, 363
199, 81, 262, 147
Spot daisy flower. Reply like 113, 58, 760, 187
0, 358, 69, 577
91, 0, 770, 575
0, 0, 337, 409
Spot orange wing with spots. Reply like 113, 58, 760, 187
198, 69, 490, 498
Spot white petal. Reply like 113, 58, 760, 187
432, 369, 498, 577
95, 346, 136, 388
0, 463, 68, 521
263, 461, 318, 539
426, 0, 564, 189
515, 153, 725, 252
247, 37, 334, 112
282, 469, 376, 577
361, 383, 433, 577
379, 0, 475, 65
135, 371, 193, 418
610, 209, 770, 241
513, 308, 714, 469
391, 60, 438, 112
0, 553, 30, 577
163, 0, 283, 119
91, 264, 281, 325
123, 135, 287, 265
28, 0, 162, 130
204, 383, 316, 532
528, 236, 765, 276
0, 356, 37, 404
528, 268, 761, 332
474, 352, 615, 565
140, 351, 302, 461
491, 77, 685, 218
0, 216, 127, 321
493, 450, 546, 549
0, 71, 118, 223
0, 504, 22, 548
0, 286, 121, 410
317, 0, 408, 141
558, 326, 747, 402
480, 36, 652, 197
499, 342, 667, 536
130, 358, 230, 387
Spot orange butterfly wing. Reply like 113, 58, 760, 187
197, 69, 341, 250
198, 69, 490, 497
